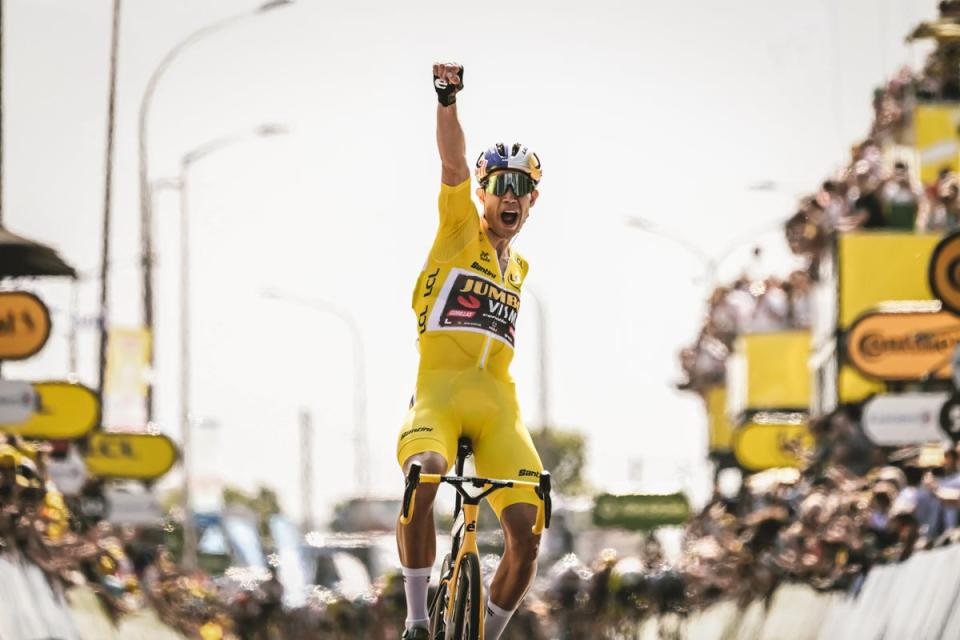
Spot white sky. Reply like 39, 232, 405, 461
2, 0, 940, 524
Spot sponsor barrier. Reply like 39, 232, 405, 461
837, 232, 941, 330
862, 392, 951, 445
0, 380, 36, 424
846, 307, 959, 380
727, 331, 811, 416
704, 386, 734, 454
84, 432, 178, 480
732, 414, 814, 471
592, 493, 690, 530
0, 382, 99, 440
838, 362, 885, 404
0, 291, 51, 360
915, 104, 960, 185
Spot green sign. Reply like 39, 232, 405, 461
592, 492, 691, 530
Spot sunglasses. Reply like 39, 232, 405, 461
483, 171, 536, 197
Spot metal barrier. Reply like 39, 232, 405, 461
0, 552, 186, 640
0, 553, 78, 640
644, 543, 960, 639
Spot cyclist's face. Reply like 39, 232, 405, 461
477, 177, 539, 240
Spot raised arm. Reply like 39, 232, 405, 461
433, 63, 470, 186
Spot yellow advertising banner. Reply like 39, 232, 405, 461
0, 292, 51, 360
733, 331, 811, 412
838, 233, 942, 329
838, 365, 885, 404
846, 309, 960, 380
85, 433, 178, 480
705, 386, 734, 453
0, 382, 99, 440
929, 231, 960, 315
915, 104, 960, 185
103, 328, 151, 432
733, 415, 814, 471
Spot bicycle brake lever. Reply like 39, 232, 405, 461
540, 472, 552, 529
401, 463, 422, 523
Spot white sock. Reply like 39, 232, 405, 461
483, 598, 516, 640
402, 566, 432, 630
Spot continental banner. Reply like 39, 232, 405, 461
0, 382, 98, 440
0, 292, 51, 360
915, 104, 960, 185
838, 233, 941, 330
85, 433, 178, 480
846, 309, 959, 380
592, 492, 690, 530
729, 331, 811, 414
733, 414, 814, 471
705, 386, 734, 454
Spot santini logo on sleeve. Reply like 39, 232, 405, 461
426, 268, 520, 347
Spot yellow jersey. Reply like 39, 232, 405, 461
412, 179, 529, 381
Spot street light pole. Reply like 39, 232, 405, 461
261, 290, 370, 496
624, 216, 784, 283
139, 0, 293, 425
174, 124, 287, 571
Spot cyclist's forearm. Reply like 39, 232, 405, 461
437, 103, 470, 185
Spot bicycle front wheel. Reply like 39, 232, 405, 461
429, 577, 449, 639
450, 552, 481, 640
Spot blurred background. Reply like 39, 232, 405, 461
3, 0, 960, 638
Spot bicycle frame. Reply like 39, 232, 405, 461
400, 453, 552, 638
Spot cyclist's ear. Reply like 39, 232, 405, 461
476, 187, 486, 203
529, 189, 539, 208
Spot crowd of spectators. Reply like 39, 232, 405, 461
0, 432, 289, 639
680, 437, 960, 609
677, 270, 812, 391
786, 1, 960, 270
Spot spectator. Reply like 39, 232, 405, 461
749, 277, 789, 333
881, 161, 923, 230
921, 170, 960, 231
849, 160, 886, 229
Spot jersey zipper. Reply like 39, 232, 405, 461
477, 240, 510, 370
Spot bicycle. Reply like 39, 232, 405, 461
400, 438, 552, 640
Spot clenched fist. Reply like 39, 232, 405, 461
433, 62, 463, 107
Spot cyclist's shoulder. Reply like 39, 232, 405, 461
509, 249, 530, 276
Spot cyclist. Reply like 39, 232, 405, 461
396, 62, 545, 640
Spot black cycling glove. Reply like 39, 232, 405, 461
433, 66, 464, 106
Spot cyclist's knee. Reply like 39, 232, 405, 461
501, 504, 541, 563
401, 451, 447, 515
402, 451, 447, 475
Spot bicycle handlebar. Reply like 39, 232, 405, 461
399, 462, 553, 534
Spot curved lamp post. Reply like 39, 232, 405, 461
139, 0, 294, 423
261, 289, 370, 497
624, 216, 784, 285
166, 123, 287, 570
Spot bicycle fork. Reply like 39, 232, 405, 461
444, 501, 483, 637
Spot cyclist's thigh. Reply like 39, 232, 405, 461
472, 381, 543, 519
396, 374, 460, 471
